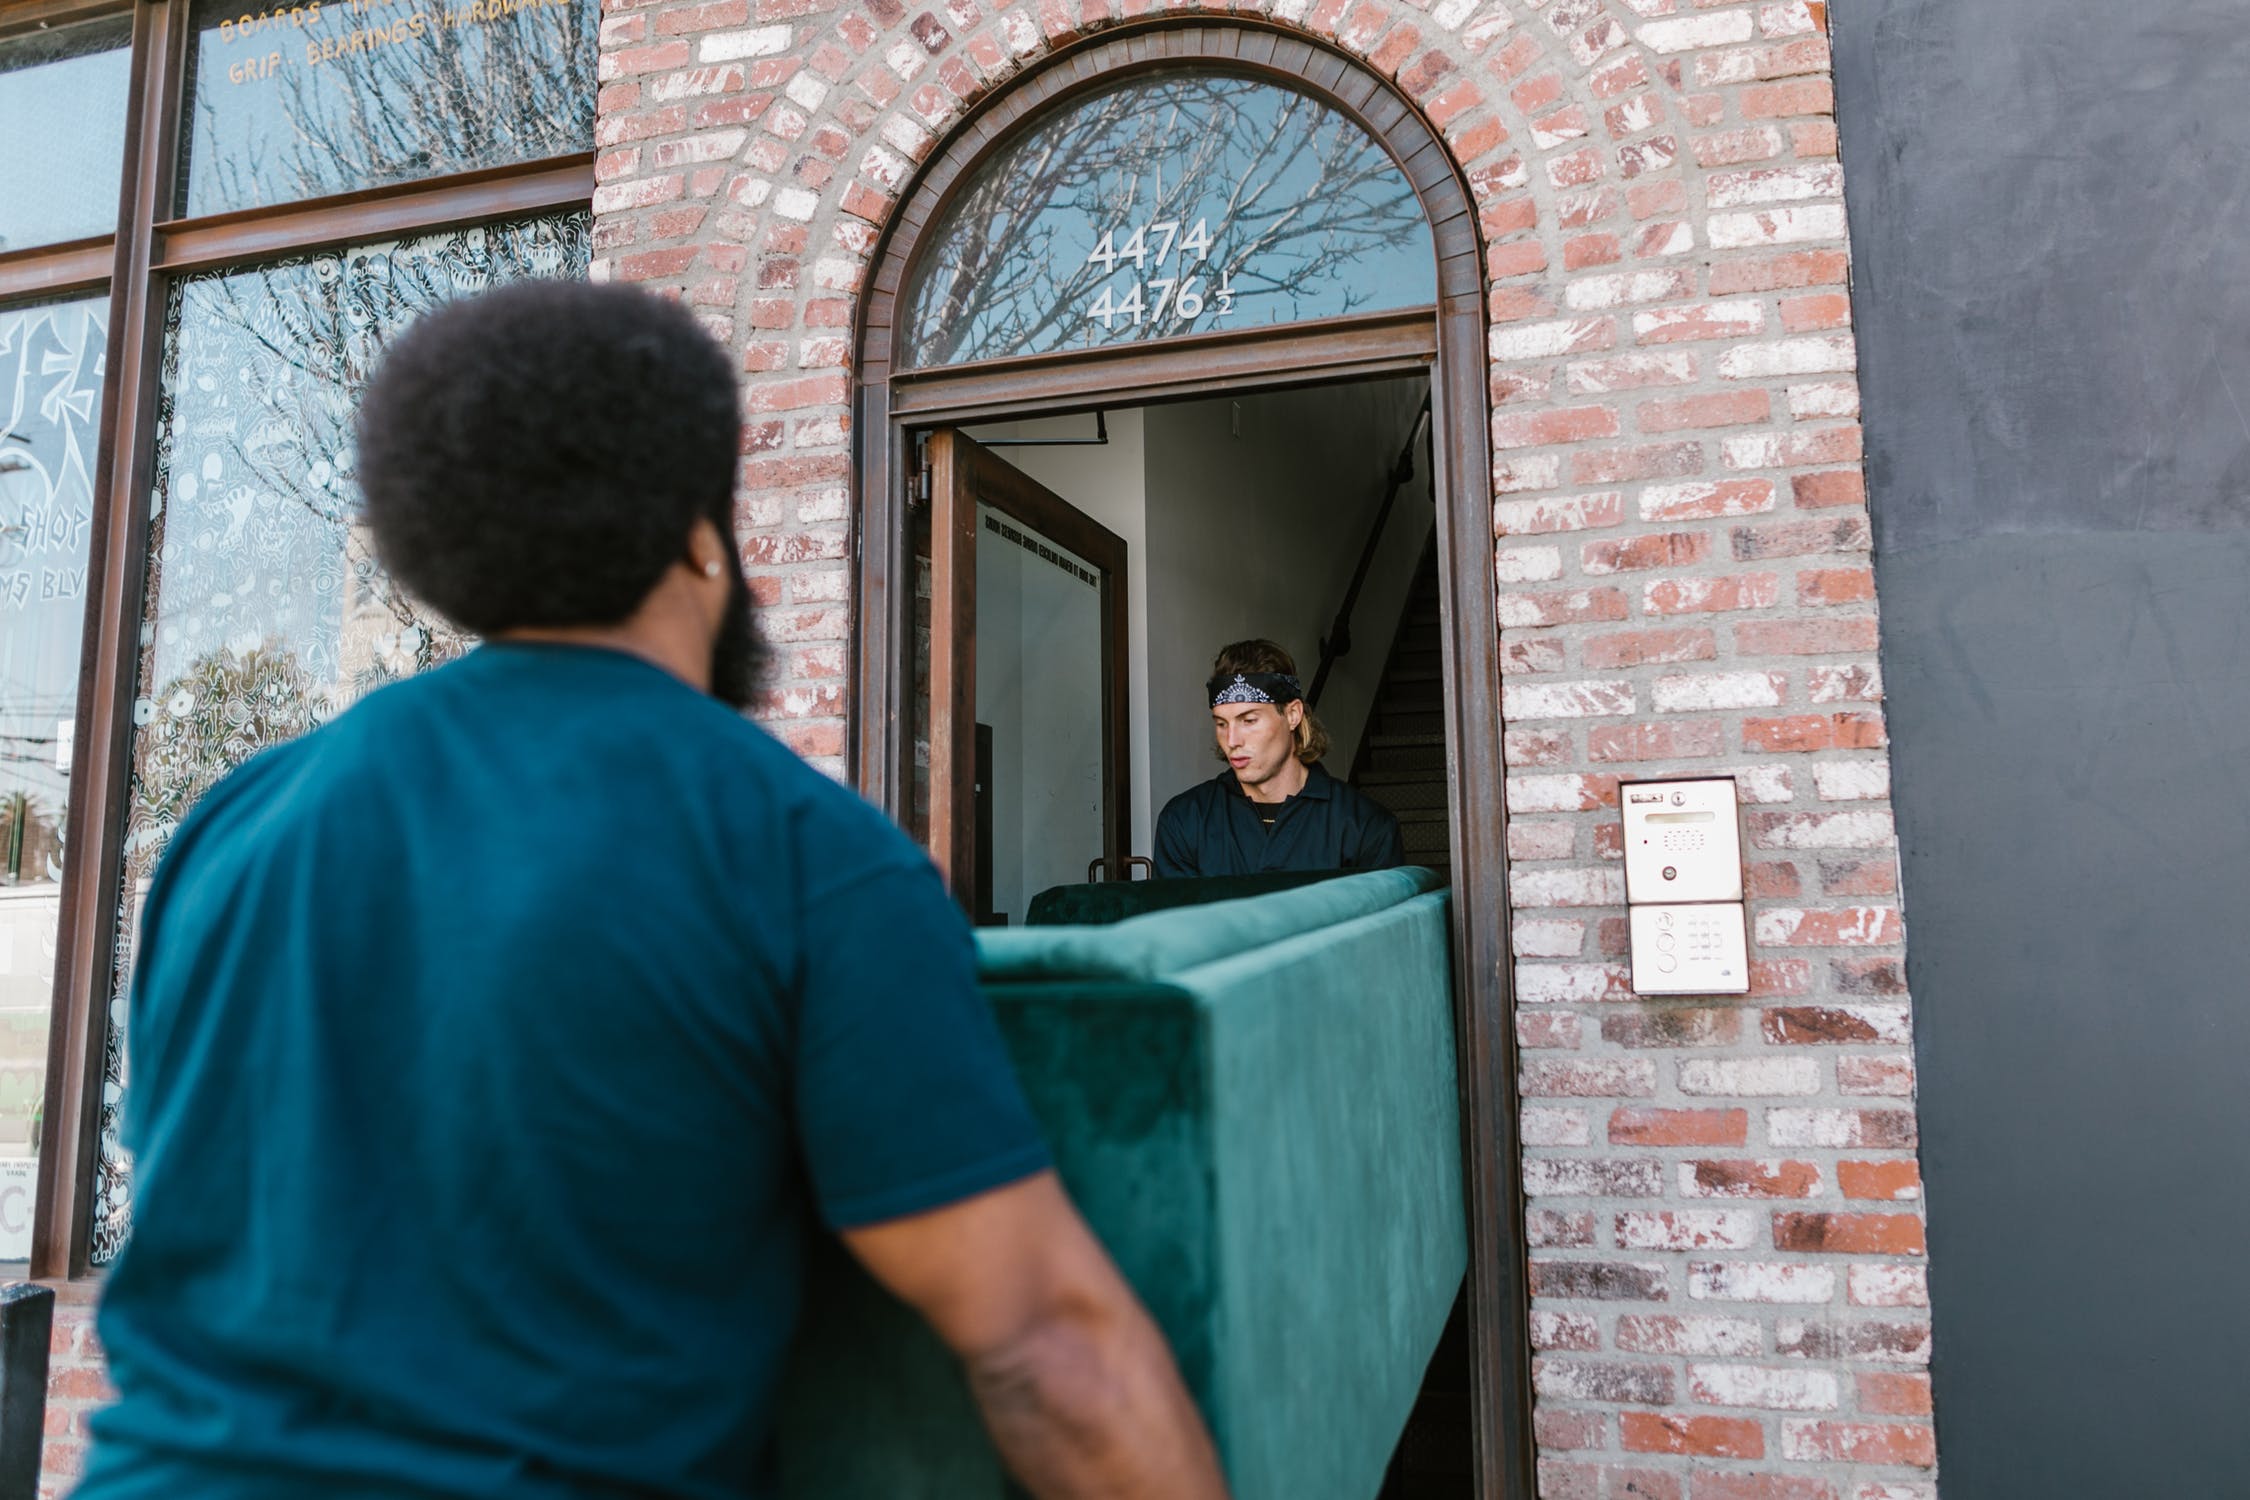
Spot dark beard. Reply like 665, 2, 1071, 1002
707, 562, 769, 709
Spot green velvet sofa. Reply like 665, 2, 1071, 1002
777, 867, 1466, 1500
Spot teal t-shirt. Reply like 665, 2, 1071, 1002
79, 644, 1050, 1499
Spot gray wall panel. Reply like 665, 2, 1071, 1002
1836, 0, 2250, 1491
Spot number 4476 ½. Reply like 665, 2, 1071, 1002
1084, 218, 1236, 328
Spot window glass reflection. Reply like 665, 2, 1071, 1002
899, 71, 1436, 369
88, 214, 589, 1263
178, 0, 597, 219
0, 294, 106, 1259
0, 18, 133, 253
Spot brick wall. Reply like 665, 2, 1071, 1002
40, 1295, 106, 1497
593, 0, 1935, 1491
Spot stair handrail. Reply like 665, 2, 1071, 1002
1307, 396, 1433, 710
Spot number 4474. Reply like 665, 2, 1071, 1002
1086, 218, 1212, 272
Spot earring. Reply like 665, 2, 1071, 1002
703, 559, 724, 579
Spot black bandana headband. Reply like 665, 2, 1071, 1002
1208, 671, 1305, 708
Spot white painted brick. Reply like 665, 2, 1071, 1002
1522, 1106, 1594, 1146
1720, 334, 1857, 379
1809, 662, 1885, 702
1508, 774, 1605, 814
1679, 1057, 1822, 1096
1768, 1107, 1906, 1148
1566, 271, 1691, 310
1689, 1361, 1842, 1410
1652, 671, 1787, 712
1619, 1313, 1764, 1356
1789, 380, 1861, 419
1708, 204, 1851, 248
1510, 870, 1629, 911
1616, 1209, 1761, 1250
1523, 1157, 1665, 1197
1638, 478, 1775, 520
1492, 317, 1614, 361
784, 71, 830, 110
1497, 545, 1565, 583
1760, 0, 1819, 36
1513, 918, 1588, 958
1732, 763, 1799, 803
1493, 456, 1565, 496
1568, 352, 1699, 393
1850, 1263, 1931, 1307
1707, 163, 1845, 206
1689, 1261, 1837, 1303
1502, 680, 1636, 720
1431, 0, 1482, 28
1513, 958, 1633, 998
1853, 1485, 1938, 1500
1637, 10, 1755, 52
1753, 810, 1895, 849
772, 187, 819, 221
1633, 299, 1765, 342
699, 24, 791, 60
1814, 762, 1891, 801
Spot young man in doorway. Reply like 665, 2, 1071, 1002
76, 283, 1225, 1500
1153, 639, 1405, 878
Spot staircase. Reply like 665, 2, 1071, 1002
1350, 541, 1452, 873
1349, 538, 1474, 1499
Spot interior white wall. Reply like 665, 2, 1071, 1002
1140, 378, 1432, 822
966, 377, 1432, 869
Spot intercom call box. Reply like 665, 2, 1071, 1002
1620, 777, 1749, 996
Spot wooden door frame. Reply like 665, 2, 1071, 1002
848, 20, 1531, 1498
924, 428, 1133, 908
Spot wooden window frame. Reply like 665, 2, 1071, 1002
0, 0, 593, 1281
849, 20, 1532, 1499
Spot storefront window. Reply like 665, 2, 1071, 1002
87, 213, 588, 1262
0, 295, 106, 1261
0, 17, 134, 253
178, 0, 598, 218
898, 71, 1436, 369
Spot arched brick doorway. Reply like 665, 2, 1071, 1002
846, 22, 1530, 1495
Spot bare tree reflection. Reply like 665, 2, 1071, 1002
904, 75, 1434, 367
185, 0, 596, 217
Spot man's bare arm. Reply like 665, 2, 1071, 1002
842, 1170, 1228, 1499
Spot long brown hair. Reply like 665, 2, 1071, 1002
1212, 639, 1329, 765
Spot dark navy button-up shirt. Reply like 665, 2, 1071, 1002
1153, 760, 1406, 878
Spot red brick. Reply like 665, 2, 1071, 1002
1645, 573, 1782, 615
1781, 1420, 1936, 1467
1857, 1372, 1934, 1416
1566, 232, 1624, 270
1781, 292, 1853, 332
1536, 1408, 1610, 1451
1743, 79, 1835, 118
1602, 1007, 1742, 1048
1639, 390, 1772, 432
1493, 404, 1623, 449
1710, 249, 1851, 295
1773, 1212, 1927, 1255
1692, 1477, 1838, 1500
1682, 1160, 1822, 1199
1584, 626, 1718, 670
1490, 239, 1552, 279
1621, 1411, 1765, 1459
1798, 566, 1875, 605
1741, 713, 1887, 753
1610, 1108, 1748, 1146
1734, 617, 1880, 654
1791, 467, 1866, 508
1572, 440, 1705, 485
1583, 531, 1711, 574
1838, 1159, 1923, 1201
1531, 1260, 1672, 1301
1746, 861, 1802, 897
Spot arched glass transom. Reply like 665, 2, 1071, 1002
898, 70, 1438, 369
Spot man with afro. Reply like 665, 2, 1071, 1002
75, 282, 1225, 1500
